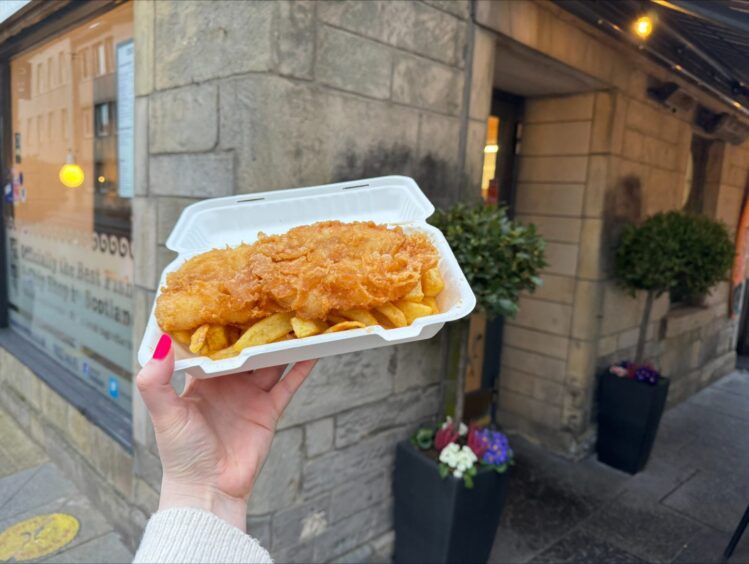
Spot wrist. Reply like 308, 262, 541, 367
159, 479, 248, 532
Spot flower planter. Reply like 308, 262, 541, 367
393, 441, 510, 564
596, 371, 670, 474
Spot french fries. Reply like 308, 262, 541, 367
422, 296, 439, 315
395, 300, 433, 324
339, 309, 378, 326
233, 312, 294, 351
325, 321, 366, 333
189, 324, 210, 354
402, 280, 424, 303
171, 266, 446, 360
291, 317, 329, 338
422, 267, 444, 297
376, 303, 407, 328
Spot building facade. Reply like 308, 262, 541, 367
0, 1, 747, 560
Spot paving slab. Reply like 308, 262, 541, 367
581, 489, 705, 562
0, 493, 114, 557
671, 526, 749, 564
493, 369, 749, 563
489, 441, 628, 562
0, 410, 47, 478
711, 370, 749, 399
663, 469, 749, 533
0, 465, 40, 510
688, 386, 749, 423
530, 528, 646, 563
42, 532, 133, 563
0, 462, 77, 521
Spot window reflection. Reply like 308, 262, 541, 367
6, 3, 134, 411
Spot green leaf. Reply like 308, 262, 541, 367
464, 473, 474, 489
428, 204, 548, 321
438, 464, 449, 479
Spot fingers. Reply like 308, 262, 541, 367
270, 359, 317, 414
136, 335, 182, 424
249, 366, 285, 392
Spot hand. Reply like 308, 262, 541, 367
136, 334, 316, 531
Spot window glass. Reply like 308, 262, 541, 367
6, 3, 134, 412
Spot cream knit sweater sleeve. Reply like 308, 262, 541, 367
133, 507, 273, 564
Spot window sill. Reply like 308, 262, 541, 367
0, 328, 132, 453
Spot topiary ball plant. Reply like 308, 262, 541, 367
614, 211, 733, 364
428, 203, 546, 427
429, 203, 547, 320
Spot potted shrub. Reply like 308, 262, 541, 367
599, 211, 733, 473
394, 203, 546, 564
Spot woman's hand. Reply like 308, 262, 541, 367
136, 334, 316, 531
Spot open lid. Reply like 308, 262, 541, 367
165, 175, 435, 254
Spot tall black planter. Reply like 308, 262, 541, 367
394, 441, 510, 564
596, 372, 670, 474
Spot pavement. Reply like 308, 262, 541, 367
491, 369, 749, 564
0, 410, 132, 563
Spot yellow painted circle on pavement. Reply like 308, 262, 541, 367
0, 513, 80, 562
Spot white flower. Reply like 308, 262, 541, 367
459, 422, 468, 436
454, 470, 463, 478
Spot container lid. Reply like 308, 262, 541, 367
166, 175, 435, 254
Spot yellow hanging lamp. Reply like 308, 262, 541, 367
59, 150, 84, 188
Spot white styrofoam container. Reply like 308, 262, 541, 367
137, 176, 476, 378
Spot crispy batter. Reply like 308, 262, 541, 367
155, 221, 439, 332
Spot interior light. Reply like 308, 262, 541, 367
484, 144, 499, 154
97, 175, 106, 183
633, 15, 653, 39
59, 150, 84, 188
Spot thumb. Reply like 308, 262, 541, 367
136, 334, 182, 424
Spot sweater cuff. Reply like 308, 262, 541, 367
133, 507, 272, 564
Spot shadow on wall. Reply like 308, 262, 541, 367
331, 143, 475, 209
602, 174, 644, 273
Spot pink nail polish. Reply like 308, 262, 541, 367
153, 334, 172, 361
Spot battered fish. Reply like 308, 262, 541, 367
155, 221, 440, 332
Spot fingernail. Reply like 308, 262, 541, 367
153, 334, 172, 361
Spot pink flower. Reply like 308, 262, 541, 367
610, 366, 628, 378
435, 425, 459, 451
467, 424, 487, 458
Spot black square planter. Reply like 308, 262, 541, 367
596, 372, 670, 474
394, 441, 510, 564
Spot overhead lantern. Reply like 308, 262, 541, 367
59, 150, 84, 188
633, 15, 654, 40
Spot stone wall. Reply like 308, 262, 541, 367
477, 0, 749, 456
131, 1, 473, 561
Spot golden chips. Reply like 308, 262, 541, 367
172, 267, 445, 360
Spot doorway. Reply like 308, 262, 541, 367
464, 89, 524, 424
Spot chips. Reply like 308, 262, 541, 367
325, 321, 366, 333
291, 317, 329, 338
339, 309, 378, 326
376, 302, 408, 328
395, 300, 433, 324
233, 312, 294, 351
402, 280, 424, 303
422, 267, 445, 297
171, 266, 445, 360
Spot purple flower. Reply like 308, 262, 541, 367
477, 429, 513, 466
634, 365, 660, 385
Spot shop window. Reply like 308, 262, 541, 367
5, 2, 134, 412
